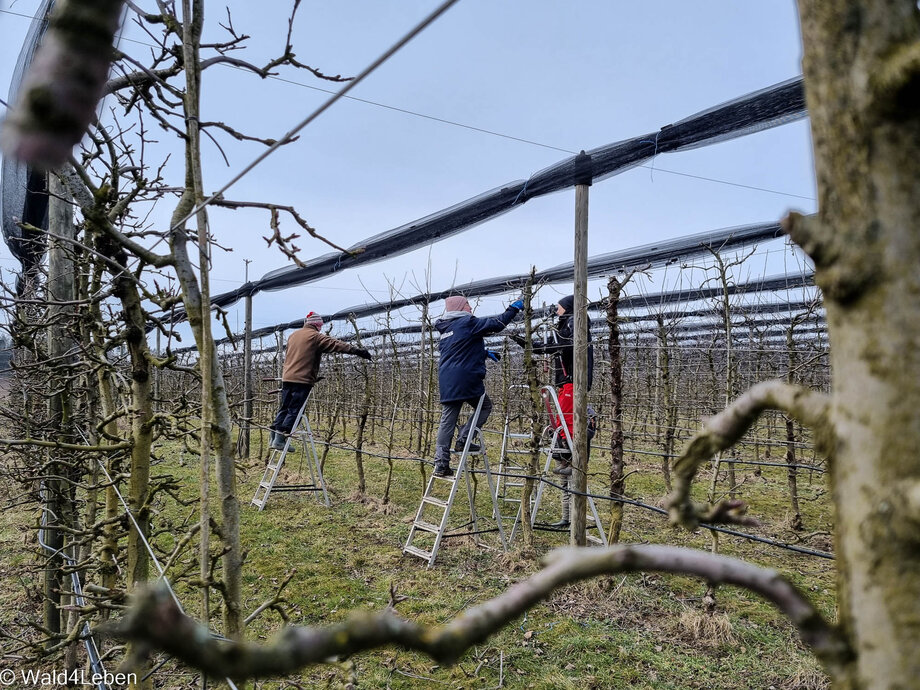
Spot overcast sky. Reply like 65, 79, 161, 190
0, 1, 817, 342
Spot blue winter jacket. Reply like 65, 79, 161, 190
434, 306, 519, 402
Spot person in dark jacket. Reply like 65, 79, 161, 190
510, 295, 594, 527
512, 295, 594, 444
432, 295, 523, 477
270, 312, 371, 450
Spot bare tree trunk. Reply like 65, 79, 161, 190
607, 276, 625, 543
43, 174, 73, 641
656, 315, 674, 492
382, 392, 400, 504
348, 316, 370, 495
87, 251, 120, 598
98, 235, 156, 690
518, 272, 541, 547
787, 2, 920, 683
181, 0, 213, 635
785, 323, 803, 530
172, 0, 243, 639
423, 306, 437, 457
318, 401, 341, 472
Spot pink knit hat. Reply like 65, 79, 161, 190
444, 295, 472, 313
304, 311, 324, 328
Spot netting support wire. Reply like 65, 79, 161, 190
88, 442, 240, 690
307, 438, 833, 560
38, 489, 109, 690
169, 0, 461, 233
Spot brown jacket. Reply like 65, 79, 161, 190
282, 325, 358, 385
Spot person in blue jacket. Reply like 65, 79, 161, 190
432, 294, 523, 477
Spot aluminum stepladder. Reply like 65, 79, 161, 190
494, 385, 535, 525
251, 398, 330, 511
510, 385, 607, 546
403, 393, 508, 567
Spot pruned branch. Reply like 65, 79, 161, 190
110, 545, 852, 682
244, 570, 296, 625
212, 199, 354, 255
666, 380, 832, 530
199, 121, 283, 147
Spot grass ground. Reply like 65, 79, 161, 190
0, 425, 835, 689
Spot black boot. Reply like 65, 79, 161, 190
433, 463, 454, 478
454, 439, 481, 453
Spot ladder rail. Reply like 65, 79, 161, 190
509, 385, 608, 544
250, 399, 329, 510
404, 393, 508, 566
428, 394, 485, 566
530, 425, 563, 527
299, 412, 330, 507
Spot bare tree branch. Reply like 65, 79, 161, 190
666, 380, 832, 530
110, 545, 851, 683
212, 199, 355, 255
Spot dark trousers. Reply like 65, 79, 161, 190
271, 382, 313, 435
435, 394, 493, 464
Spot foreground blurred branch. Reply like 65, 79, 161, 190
111, 544, 851, 682
666, 380, 832, 530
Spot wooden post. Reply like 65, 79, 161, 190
154, 328, 161, 407
571, 151, 592, 546
241, 261, 253, 458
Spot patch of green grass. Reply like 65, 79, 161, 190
0, 423, 835, 689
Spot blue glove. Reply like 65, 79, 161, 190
510, 299, 524, 310
486, 350, 501, 362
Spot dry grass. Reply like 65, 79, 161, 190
781, 662, 831, 690
677, 607, 738, 647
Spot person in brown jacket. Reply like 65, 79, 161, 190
269, 311, 371, 450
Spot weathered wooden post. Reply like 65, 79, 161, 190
571, 151, 592, 546
241, 260, 253, 458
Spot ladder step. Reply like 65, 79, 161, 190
412, 520, 441, 534
501, 498, 521, 504
433, 474, 457, 482
422, 496, 448, 508
403, 545, 432, 560
504, 449, 534, 455
506, 433, 532, 439
259, 481, 273, 489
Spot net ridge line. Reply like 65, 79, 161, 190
214, 299, 825, 356
162, 77, 806, 321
